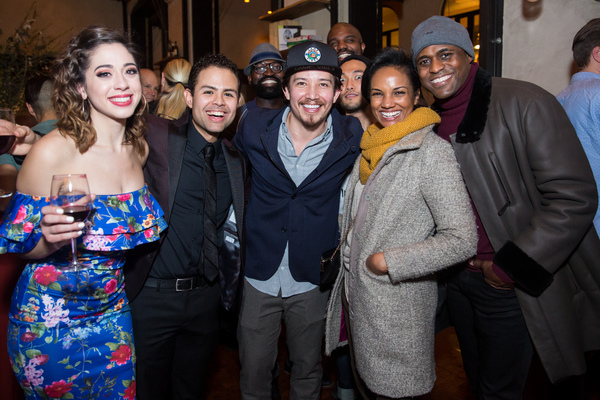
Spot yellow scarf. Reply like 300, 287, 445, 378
359, 107, 441, 184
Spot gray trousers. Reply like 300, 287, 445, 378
238, 279, 330, 400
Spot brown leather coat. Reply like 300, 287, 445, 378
439, 68, 600, 383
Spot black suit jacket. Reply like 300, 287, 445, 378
124, 111, 245, 306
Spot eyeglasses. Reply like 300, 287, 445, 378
253, 62, 284, 74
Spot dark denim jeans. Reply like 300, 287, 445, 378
447, 268, 533, 400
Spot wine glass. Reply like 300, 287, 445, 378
50, 174, 92, 271
0, 107, 17, 198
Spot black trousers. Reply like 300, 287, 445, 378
447, 268, 533, 400
130, 280, 221, 400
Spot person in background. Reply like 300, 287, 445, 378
557, 18, 600, 232
0, 75, 59, 210
0, 25, 167, 399
235, 41, 362, 400
338, 54, 374, 130
242, 42, 286, 114
327, 52, 374, 400
327, 23, 366, 62
0, 153, 17, 212
412, 16, 600, 400
155, 58, 191, 120
140, 68, 160, 102
24, 74, 58, 136
140, 68, 160, 113
325, 46, 477, 400
125, 54, 244, 400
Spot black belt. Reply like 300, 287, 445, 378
144, 276, 211, 291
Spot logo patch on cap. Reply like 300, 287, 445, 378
304, 47, 321, 63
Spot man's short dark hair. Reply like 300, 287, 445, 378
188, 54, 241, 94
25, 74, 54, 118
572, 18, 600, 69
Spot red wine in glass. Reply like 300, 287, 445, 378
63, 205, 91, 223
50, 174, 93, 271
0, 135, 16, 154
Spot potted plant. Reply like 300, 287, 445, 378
0, 6, 59, 112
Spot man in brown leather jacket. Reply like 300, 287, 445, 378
412, 16, 600, 400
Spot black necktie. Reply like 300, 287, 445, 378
203, 144, 219, 282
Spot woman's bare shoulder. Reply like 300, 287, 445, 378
17, 130, 78, 196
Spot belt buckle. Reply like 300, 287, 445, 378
175, 277, 194, 291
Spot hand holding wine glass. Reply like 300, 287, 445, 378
50, 174, 93, 271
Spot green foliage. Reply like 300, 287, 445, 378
0, 5, 59, 111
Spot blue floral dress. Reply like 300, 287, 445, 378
0, 186, 166, 400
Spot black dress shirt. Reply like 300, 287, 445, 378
151, 120, 232, 279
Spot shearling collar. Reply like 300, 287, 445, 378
432, 67, 493, 143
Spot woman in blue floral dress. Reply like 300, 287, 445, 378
0, 27, 166, 399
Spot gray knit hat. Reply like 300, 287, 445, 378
411, 16, 475, 62
244, 43, 285, 76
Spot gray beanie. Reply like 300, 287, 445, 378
411, 16, 475, 62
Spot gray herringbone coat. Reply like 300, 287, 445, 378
325, 125, 477, 398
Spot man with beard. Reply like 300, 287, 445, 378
235, 41, 362, 399
338, 54, 373, 130
242, 43, 286, 115
327, 23, 366, 62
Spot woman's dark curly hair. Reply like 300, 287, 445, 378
53, 25, 146, 155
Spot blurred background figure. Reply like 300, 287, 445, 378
242, 42, 286, 113
155, 58, 191, 121
0, 151, 17, 212
24, 74, 58, 136
140, 68, 160, 113
0, 74, 59, 211
338, 54, 374, 130
327, 23, 366, 62
557, 18, 600, 232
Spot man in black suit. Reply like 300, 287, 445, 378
125, 54, 245, 400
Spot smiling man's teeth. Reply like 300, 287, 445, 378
208, 111, 224, 117
381, 111, 401, 118
303, 104, 320, 109
432, 75, 451, 84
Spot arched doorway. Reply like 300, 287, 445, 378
382, 7, 399, 48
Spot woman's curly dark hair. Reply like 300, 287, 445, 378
53, 25, 146, 155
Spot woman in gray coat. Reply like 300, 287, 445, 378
325, 48, 477, 399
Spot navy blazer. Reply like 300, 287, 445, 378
124, 112, 245, 304
235, 107, 362, 285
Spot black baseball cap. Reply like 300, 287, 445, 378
284, 41, 341, 79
